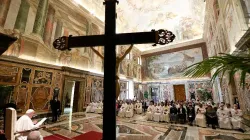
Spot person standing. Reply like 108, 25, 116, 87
231, 104, 244, 132
170, 104, 178, 123
205, 103, 217, 129
187, 103, 195, 126
50, 97, 61, 122
196, 104, 207, 128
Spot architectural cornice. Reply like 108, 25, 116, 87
0, 55, 62, 70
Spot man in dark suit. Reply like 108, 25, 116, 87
187, 103, 195, 126
50, 97, 61, 122
177, 104, 186, 124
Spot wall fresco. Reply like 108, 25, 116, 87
142, 47, 203, 81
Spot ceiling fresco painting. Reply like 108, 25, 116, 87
73, 0, 206, 51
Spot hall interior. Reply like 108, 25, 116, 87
1, 0, 250, 140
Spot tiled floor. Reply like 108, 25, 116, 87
40, 113, 250, 140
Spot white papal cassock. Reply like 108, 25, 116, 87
126, 104, 134, 118
153, 105, 163, 122
231, 109, 243, 129
217, 108, 232, 129
16, 115, 43, 140
118, 103, 127, 118
146, 105, 155, 121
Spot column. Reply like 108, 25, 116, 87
32, 0, 49, 37
14, 0, 30, 32
43, 5, 55, 45
0, 0, 11, 27
54, 19, 63, 40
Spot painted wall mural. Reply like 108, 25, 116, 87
142, 47, 203, 81
224, 4, 241, 50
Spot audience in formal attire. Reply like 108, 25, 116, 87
85, 98, 245, 133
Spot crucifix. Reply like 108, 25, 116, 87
53, 0, 175, 139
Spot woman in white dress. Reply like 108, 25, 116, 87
195, 104, 206, 127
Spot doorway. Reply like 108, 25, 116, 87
173, 85, 186, 101
63, 81, 81, 114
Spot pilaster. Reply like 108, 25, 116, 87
14, 0, 30, 33
0, 0, 11, 27
32, 0, 49, 37
43, 5, 55, 46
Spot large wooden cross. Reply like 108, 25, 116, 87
53, 0, 175, 139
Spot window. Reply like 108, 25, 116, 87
125, 53, 130, 59
137, 57, 142, 65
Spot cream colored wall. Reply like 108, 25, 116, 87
203, 0, 249, 108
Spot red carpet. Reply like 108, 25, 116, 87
73, 131, 102, 140
44, 134, 72, 140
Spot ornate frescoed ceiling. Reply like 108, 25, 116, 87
72, 0, 206, 51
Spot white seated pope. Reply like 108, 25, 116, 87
15, 109, 44, 140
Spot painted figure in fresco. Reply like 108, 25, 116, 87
90, 44, 133, 99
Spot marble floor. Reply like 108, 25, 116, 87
40, 113, 250, 140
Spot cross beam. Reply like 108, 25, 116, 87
53, 30, 175, 50
53, 0, 175, 139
